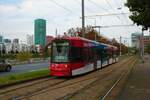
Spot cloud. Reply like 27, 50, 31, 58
0, 0, 143, 44
0, 5, 18, 17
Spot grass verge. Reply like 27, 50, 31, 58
0, 69, 50, 87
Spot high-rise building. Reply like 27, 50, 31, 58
27, 34, 34, 46
4, 43, 12, 54
13, 38, 19, 44
131, 33, 141, 48
131, 33, 150, 49
3, 39, 11, 43
34, 19, 46, 47
0, 43, 5, 54
46, 35, 54, 45
0, 35, 3, 43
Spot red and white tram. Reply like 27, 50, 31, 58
50, 36, 119, 77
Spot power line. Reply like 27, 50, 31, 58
105, 0, 114, 10
83, 12, 129, 18
111, 0, 133, 35
49, 0, 73, 13
91, 24, 134, 28
104, 0, 126, 26
75, 0, 93, 13
87, 0, 109, 12
112, 0, 131, 24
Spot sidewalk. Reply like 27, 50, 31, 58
119, 54, 150, 100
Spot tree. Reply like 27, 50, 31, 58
16, 52, 32, 61
126, 0, 150, 30
67, 27, 82, 37
145, 43, 150, 54
67, 26, 99, 40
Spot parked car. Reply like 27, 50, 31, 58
0, 59, 12, 72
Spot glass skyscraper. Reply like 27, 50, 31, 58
0, 35, 3, 43
34, 19, 46, 47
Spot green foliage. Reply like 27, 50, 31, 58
145, 45, 150, 54
0, 54, 16, 60
32, 52, 40, 58
16, 52, 32, 61
128, 47, 139, 54
0, 69, 49, 86
126, 0, 150, 29
44, 48, 51, 58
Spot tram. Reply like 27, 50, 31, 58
50, 36, 119, 76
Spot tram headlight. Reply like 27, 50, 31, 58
65, 65, 68, 68
51, 64, 55, 68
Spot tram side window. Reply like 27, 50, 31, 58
113, 50, 118, 58
96, 49, 101, 60
113, 51, 118, 58
108, 50, 113, 58
92, 48, 98, 61
101, 50, 108, 60
70, 47, 83, 62
112, 51, 114, 58
82, 47, 89, 62
107, 50, 110, 58
97, 48, 101, 60
88, 48, 93, 62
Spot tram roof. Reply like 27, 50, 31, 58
54, 36, 117, 49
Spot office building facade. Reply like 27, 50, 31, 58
27, 34, 34, 46
131, 33, 141, 48
131, 33, 150, 49
0, 35, 3, 43
13, 39, 19, 44
34, 19, 46, 47
3, 39, 11, 43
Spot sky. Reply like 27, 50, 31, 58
0, 0, 149, 45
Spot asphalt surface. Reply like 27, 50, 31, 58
0, 61, 50, 76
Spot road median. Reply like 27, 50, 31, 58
0, 69, 50, 88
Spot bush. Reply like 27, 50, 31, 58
146, 45, 150, 54
16, 52, 32, 61
0, 54, 16, 60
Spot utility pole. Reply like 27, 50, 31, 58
98, 27, 101, 41
92, 26, 101, 41
0, 44, 2, 55
141, 27, 144, 62
55, 28, 58, 37
149, 28, 150, 40
82, 0, 85, 38
120, 36, 122, 56
124, 40, 126, 46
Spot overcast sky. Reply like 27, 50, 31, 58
0, 0, 148, 45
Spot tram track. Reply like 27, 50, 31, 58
11, 79, 70, 100
0, 77, 69, 100
57, 56, 136, 100
0, 56, 135, 100
101, 57, 137, 100
18, 56, 134, 100
0, 77, 54, 94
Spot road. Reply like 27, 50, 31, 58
0, 61, 50, 76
